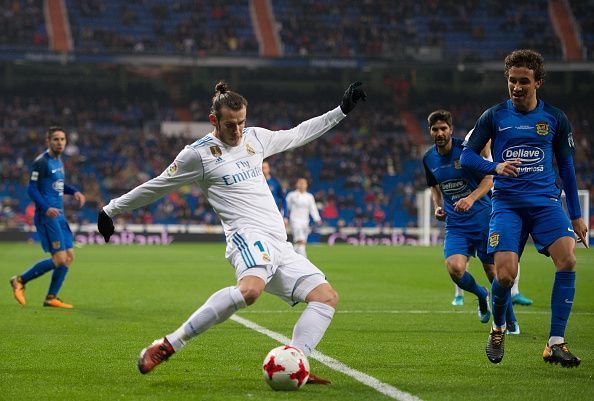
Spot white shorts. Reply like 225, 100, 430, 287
290, 221, 310, 242
225, 230, 327, 305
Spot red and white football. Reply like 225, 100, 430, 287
262, 345, 310, 391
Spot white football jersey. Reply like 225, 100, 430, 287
104, 107, 345, 242
286, 190, 320, 225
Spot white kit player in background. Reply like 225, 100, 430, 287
285, 178, 321, 258
97, 81, 367, 382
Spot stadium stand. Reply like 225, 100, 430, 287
0, 1, 592, 235
0, 0, 47, 50
1, 88, 592, 231
67, 0, 259, 55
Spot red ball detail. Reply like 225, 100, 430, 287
263, 356, 285, 379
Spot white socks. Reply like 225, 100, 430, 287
290, 301, 335, 356
548, 336, 564, 347
166, 286, 247, 351
511, 263, 521, 296
294, 244, 307, 257
454, 284, 464, 297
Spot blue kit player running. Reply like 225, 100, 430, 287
423, 110, 518, 332
10, 127, 86, 309
461, 49, 588, 367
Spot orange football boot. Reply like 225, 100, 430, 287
43, 297, 73, 309
10, 276, 26, 305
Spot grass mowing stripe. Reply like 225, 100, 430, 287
231, 315, 424, 401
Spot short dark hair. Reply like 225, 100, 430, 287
504, 49, 545, 82
47, 126, 66, 139
427, 110, 452, 128
210, 81, 248, 121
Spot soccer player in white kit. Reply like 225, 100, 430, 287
97, 81, 366, 381
285, 178, 321, 258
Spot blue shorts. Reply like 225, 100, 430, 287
444, 228, 493, 264
488, 204, 574, 256
35, 215, 73, 253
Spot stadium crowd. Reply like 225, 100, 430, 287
1, 90, 592, 232
2, 0, 579, 62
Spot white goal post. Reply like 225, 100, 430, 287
417, 188, 590, 246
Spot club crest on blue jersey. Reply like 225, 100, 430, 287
454, 159, 461, 169
536, 122, 549, 136
245, 143, 255, 155
52, 240, 61, 249
489, 232, 499, 247
210, 145, 222, 158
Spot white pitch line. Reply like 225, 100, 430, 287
230, 314, 423, 401
237, 309, 594, 316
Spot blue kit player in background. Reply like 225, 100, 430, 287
461, 49, 588, 367
9, 127, 86, 309
262, 159, 286, 215
423, 110, 519, 333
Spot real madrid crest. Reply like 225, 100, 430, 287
210, 145, 222, 158
535, 122, 549, 136
245, 143, 255, 155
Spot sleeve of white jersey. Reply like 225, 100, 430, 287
253, 107, 346, 158
103, 146, 203, 217
309, 194, 321, 222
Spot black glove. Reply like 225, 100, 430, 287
97, 210, 115, 243
340, 81, 367, 114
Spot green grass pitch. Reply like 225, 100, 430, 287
1, 243, 592, 401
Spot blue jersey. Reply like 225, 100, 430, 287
267, 176, 285, 214
423, 138, 491, 230
464, 99, 574, 209
29, 151, 67, 216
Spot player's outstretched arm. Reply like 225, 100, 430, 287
256, 82, 367, 158
97, 210, 115, 243
98, 147, 203, 243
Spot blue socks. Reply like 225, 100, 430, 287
550, 271, 576, 338
20, 259, 55, 283
455, 272, 488, 299
505, 296, 517, 324
48, 266, 69, 297
491, 279, 510, 327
